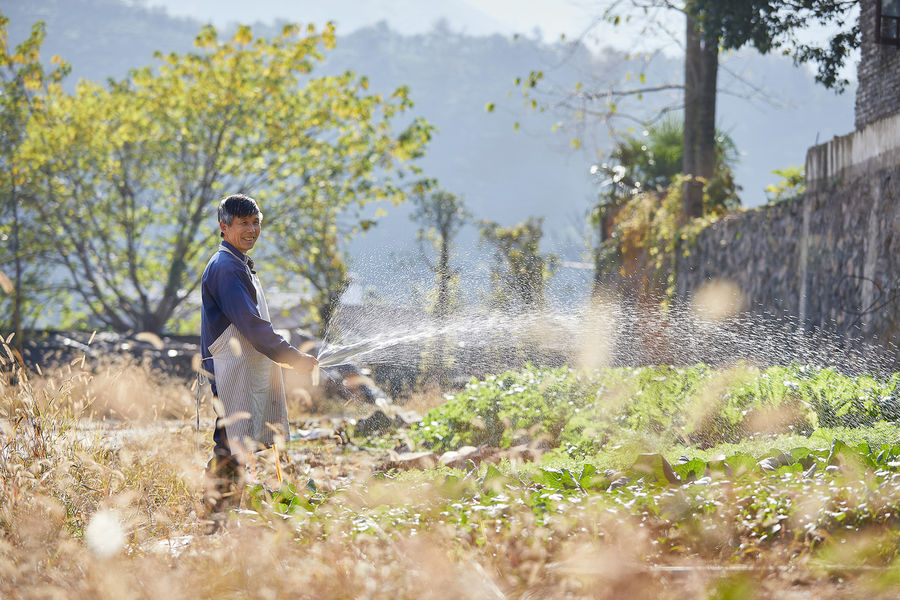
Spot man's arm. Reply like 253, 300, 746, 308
211, 260, 316, 372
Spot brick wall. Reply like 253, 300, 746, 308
855, 0, 900, 129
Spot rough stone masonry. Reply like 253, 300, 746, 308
674, 0, 900, 365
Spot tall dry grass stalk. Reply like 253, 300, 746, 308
28, 355, 199, 421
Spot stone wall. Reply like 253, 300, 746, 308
675, 113, 900, 360
672, 1, 900, 364
855, 0, 900, 129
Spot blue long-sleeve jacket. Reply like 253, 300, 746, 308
200, 241, 304, 396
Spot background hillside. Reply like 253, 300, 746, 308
1, 0, 855, 304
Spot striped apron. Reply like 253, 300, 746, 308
208, 246, 289, 457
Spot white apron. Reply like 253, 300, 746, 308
208, 247, 289, 457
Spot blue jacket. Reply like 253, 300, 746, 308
200, 241, 303, 395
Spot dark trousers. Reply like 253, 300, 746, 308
213, 413, 232, 459
212, 391, 233, 461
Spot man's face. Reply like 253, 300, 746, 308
220, 213, 261, 253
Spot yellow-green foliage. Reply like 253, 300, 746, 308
765, 165, 806, 205
605, 173, 739, 302
16, 19, 433, 334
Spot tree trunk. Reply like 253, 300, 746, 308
436, 232, 451, 320
681, 9, 718, 221
430, 223, 452, 386
592, 205, 616, 296
314, 224, 349, 340
682, 11, 703, 220
697, 28, 719, 203
317, 287, 343, 340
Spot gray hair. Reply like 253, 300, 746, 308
218, 194, 262, 235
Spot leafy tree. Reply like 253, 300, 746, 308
480, 217, 558, 310
516, 0, 858, 220
24, 23, 433, 334
591, 116, 738, 225
689, 0, 859, 91
593, 116, 687, 204
274, 201, 348, 338
681, 0, 857, 217
410, 189, 470, 320
411, 189, 470, 385
0, 14, 69, 347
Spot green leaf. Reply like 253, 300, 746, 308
724, 454, 756, 478
631, 453, 680, 485
672, 458, 707, 481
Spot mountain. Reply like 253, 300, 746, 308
2, 0, 855, 301
144, 0, 508, 38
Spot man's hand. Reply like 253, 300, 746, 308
292, 352, 318, 374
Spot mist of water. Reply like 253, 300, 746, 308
316, 288, 893, 378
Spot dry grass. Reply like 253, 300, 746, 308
21, 355, 199, 422
3, 345, 900, 599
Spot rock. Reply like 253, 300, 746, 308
289, 428, 337, 441
23, 330, 199, 378
776, 453, 795, 466
354, 410, 393, 437
385, 451, 437, 471
393, 410, 423, 428
503, 444, 539, 464
607, 476, 631, 491
758, 457, 780, 472
438, 445, 481, 469
759, 453, 795, 471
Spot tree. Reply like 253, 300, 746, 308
410, 189, 470, 385
0, 14, 69, 348
593, 115, 739, 212
591, 116, 739, 292
410, 189, 470, 320
765, 165, 805, 205
681, 0, 857, 218
689, 0, 859, 91
24, 23, 433, 334
681, 2, 719, 219
517, 0, 858, 220
273, 200, 348, 338
479, 217, 558, 310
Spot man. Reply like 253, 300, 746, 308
200, 193, 317, 513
